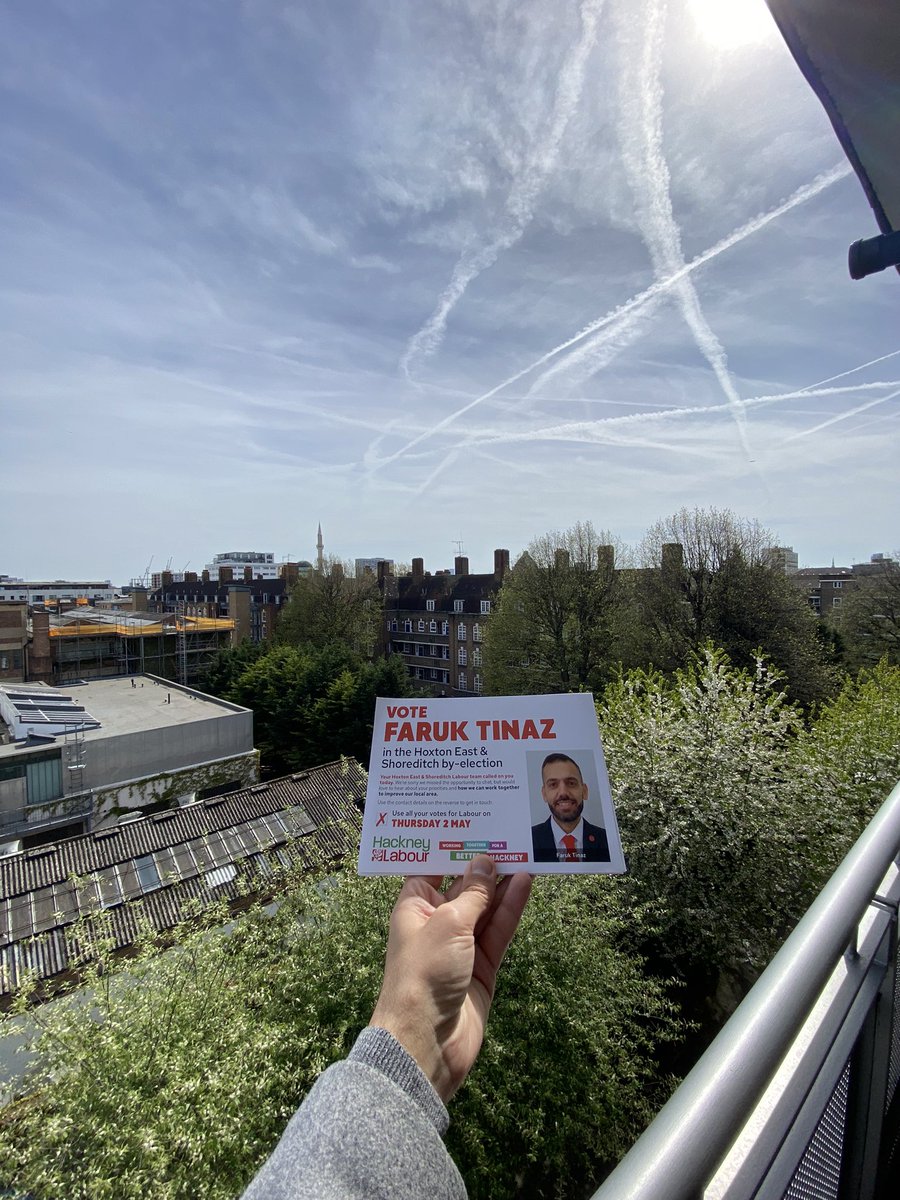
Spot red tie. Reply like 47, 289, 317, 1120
561, 834, 577, 862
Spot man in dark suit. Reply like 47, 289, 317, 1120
531, 752, 610, 863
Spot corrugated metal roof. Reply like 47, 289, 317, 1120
0, 758, 366, 1004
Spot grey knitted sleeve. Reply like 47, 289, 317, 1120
240, 1026, 467, 1200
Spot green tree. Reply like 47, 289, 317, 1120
1, 851, 684, 1200
833, 555, 900, 670
484, 522, 627, 695
801, 658, 900, 833
227, 644, 413, 775
276, 560, 381, 657
631, 508, 837, 706
195, 637, 267, 698
599, 647, 845, 993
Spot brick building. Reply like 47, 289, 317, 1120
147, 563, 306, 645
380, 550, 509, 696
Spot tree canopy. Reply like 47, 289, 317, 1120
833, 555, 900, 670
484, 521, 627, 694
276, 560, 381, 657
227, 643, 413, 776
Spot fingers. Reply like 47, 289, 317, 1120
477, 873, 532, 973
443, 855, 498, 933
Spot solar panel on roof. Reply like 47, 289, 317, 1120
32, 888, 57, 932
52, 881, 77, 923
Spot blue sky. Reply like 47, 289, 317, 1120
2, 0, 897, 585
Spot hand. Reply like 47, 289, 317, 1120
369, 855, 532, 1103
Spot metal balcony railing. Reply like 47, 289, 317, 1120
593, 778, 900, 1200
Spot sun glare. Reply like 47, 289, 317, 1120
689, 0, 774, 50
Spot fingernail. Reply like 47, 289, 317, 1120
470, 855, 495, 878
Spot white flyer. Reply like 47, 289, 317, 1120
358, 693, 625, 875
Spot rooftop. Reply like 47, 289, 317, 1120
0, 676, 248, 758
0, 758, 366, 1003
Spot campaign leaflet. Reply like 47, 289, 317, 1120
358, 693, 625, 875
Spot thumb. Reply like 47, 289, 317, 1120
448, 855, 497, 932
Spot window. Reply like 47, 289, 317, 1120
25, 754, 63, 806
833, 597, 843, 608
473, 648, 482, 667
134, 855, 162, 893
458, 648, 467, 666
386, 618, 392, 631
418, 619, 425, 632
441, 621, 449, 635
480, 600, 491, 614
474, 674, 483, 694
473, 623, 481, 642
391, 619, 397, 631
426, 599, 435, 611
458, 672, 467, 691
429, 620, 437, 632
403, 619, 412, 633
457, 623, 466, 640
95, 867, 123, 909
833, 580, 843, 588
454, 600, 464, 613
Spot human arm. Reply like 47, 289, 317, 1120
241, 855, 531, 1198
370, 853, 533, 1102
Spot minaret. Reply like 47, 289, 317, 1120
317, 523, 324, 573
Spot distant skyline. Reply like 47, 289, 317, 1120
2, 0, 897, 586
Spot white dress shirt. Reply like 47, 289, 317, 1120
550, 816, 584, 859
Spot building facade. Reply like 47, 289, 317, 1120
0, 606, 27, 684
0, 581, 115, 605
202, 552, 280, 582
0, 676, 258, 847
148, 577, 291, 645
380, 550, 509, 696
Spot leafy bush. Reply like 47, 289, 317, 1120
802, 658, 900, 833
449, 874, 682, 1199
598, 647, 844, 984
1, 854, 683, 1200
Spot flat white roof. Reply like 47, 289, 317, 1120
0, 676, 248, 758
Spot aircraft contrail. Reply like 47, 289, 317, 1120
800, 348, 900, 391
369, 163, 851, 471
399, 0, 605, 379
615, 0, 754, 461
784, 385, 900, 441
404, 381, 900, 490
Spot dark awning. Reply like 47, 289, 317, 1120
767, 0, 900, 276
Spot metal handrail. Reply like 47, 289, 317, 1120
591, 777, 900, 1200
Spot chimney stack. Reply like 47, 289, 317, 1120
596, 545, 614, 575
201, 569, 210, 584
661, 543, 684, 577
493, 548, 510, 581
554, 549, 570, 570
228, 586, 252, 646
218, 566, 234, 583
412, 558, 424, 582
454, 556, 469, 576
28, 609, 53, 683
243, 566, 253, 582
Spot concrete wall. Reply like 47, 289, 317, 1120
90, 748, 260, 827
69, 708, 255, 796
